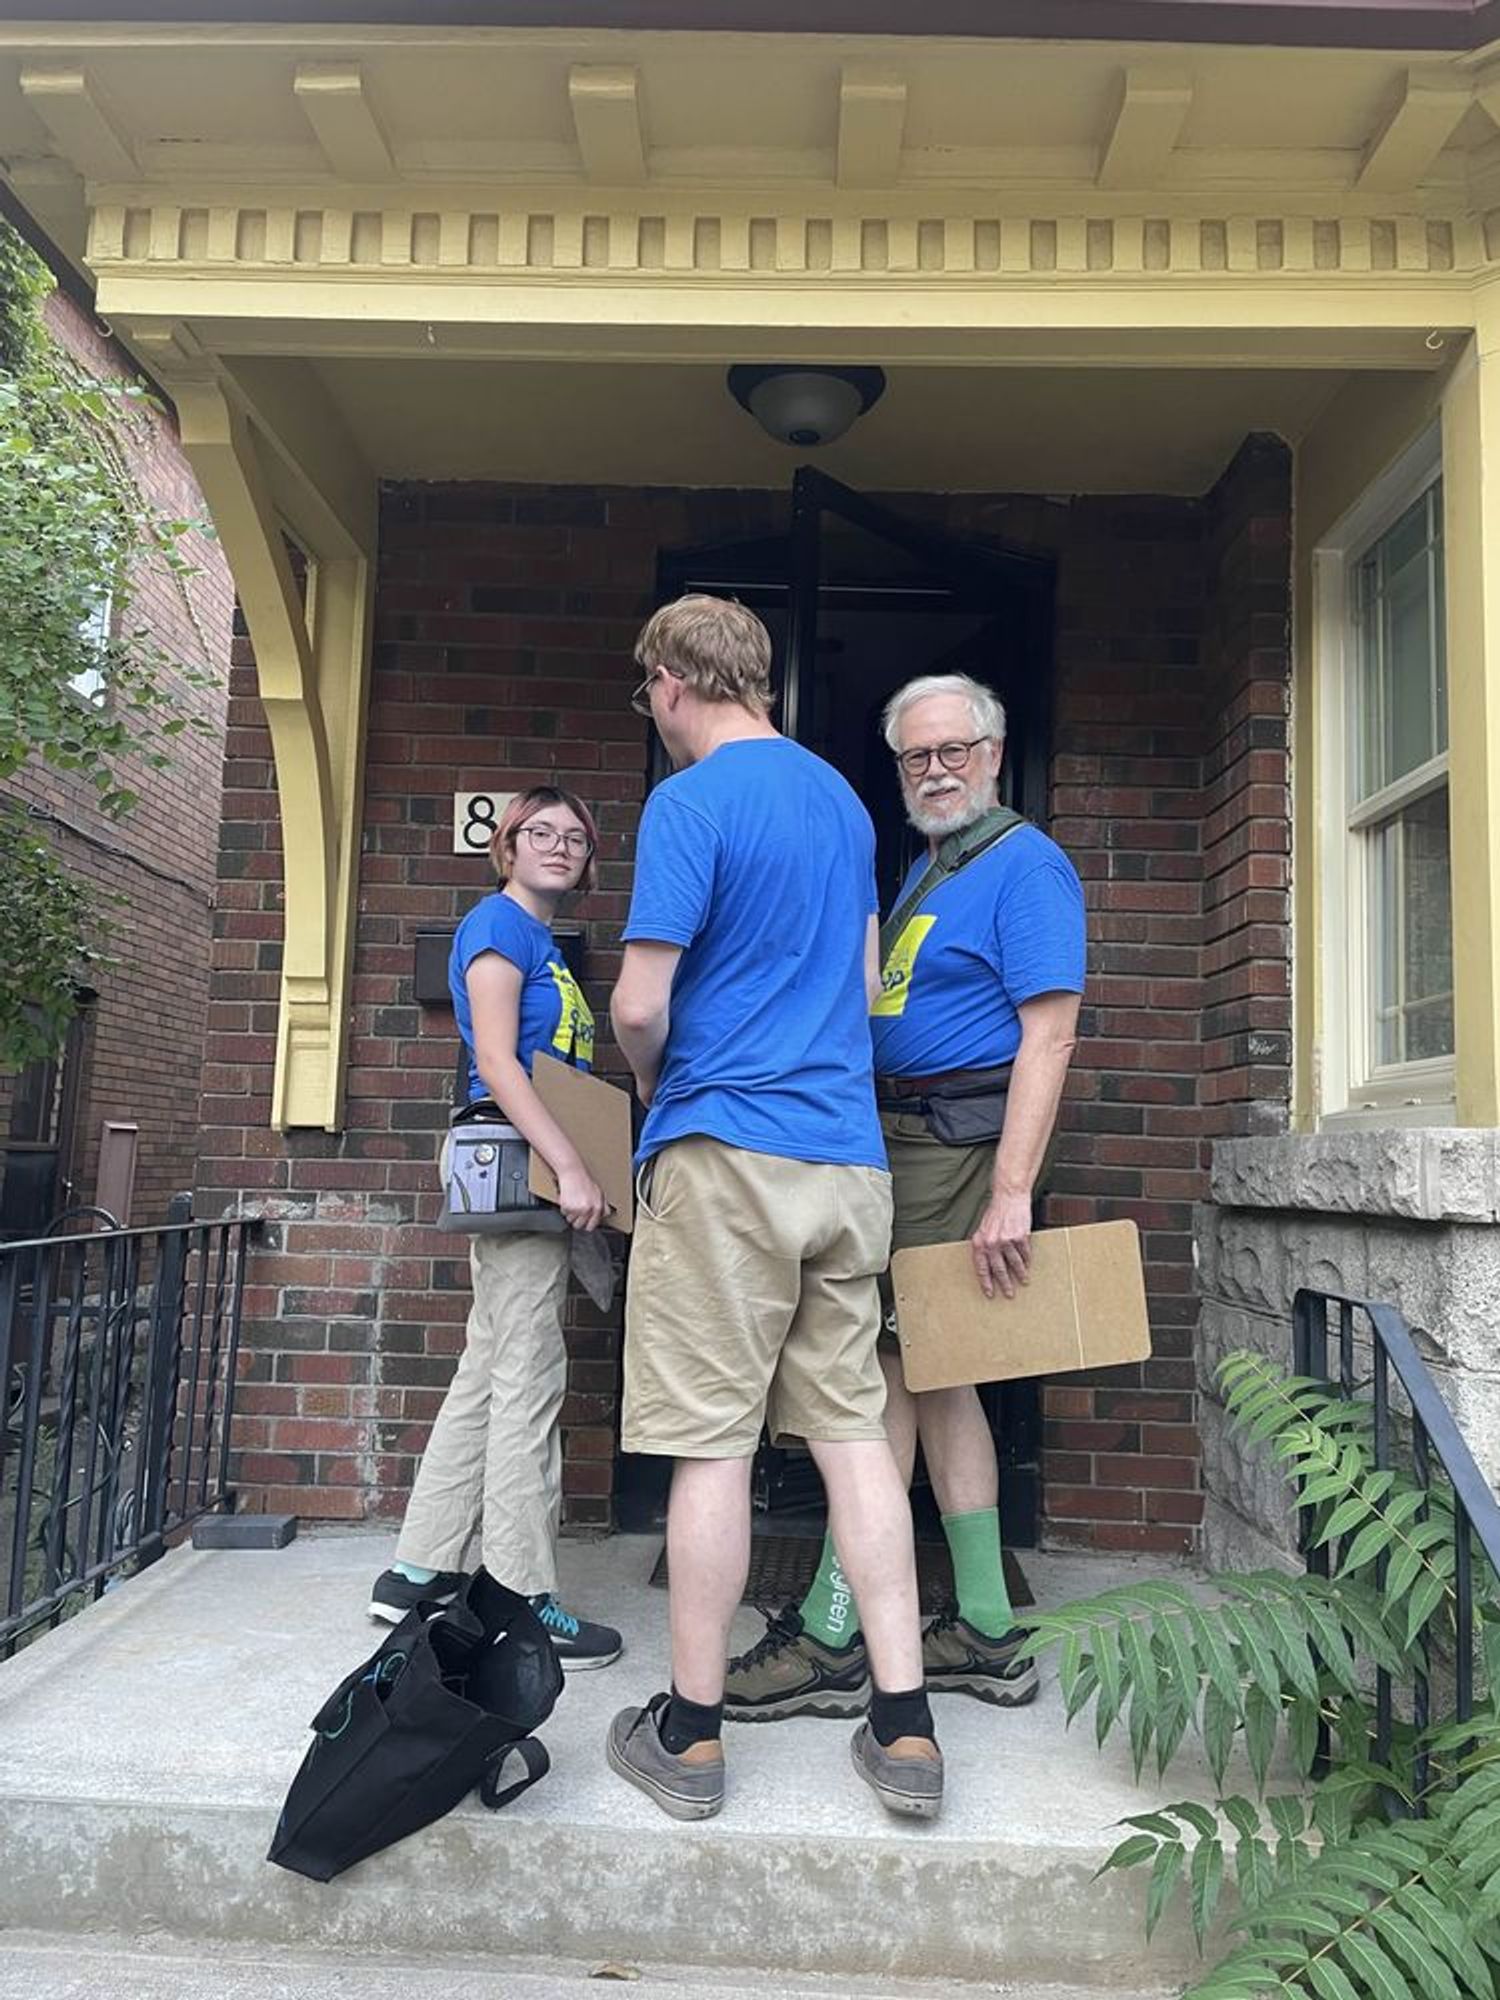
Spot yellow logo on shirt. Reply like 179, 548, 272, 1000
871, 915, 937, 1018
548, 960, 596, 1066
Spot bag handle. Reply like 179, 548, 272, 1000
878, 805, 1025, 963
478, 1736, 551, 1809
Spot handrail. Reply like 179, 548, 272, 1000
1293, 1286, 1500, 1794
0, 1205, 260, 1657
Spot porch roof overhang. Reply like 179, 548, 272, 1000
15, 0, 1500, 54
6, 10, 1500, 1131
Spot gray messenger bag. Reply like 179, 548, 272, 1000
438, 1046, 567, 1235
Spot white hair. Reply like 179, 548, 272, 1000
881, 674, 1007, 751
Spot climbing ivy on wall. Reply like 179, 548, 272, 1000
0, 218, 215, 1070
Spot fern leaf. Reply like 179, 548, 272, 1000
1320, 1495, 1375, 1547
1127, 1677, 1155, 1780
1368, 1906, 1463, 2000
1403, 1884, 1496, 1997
1145, 1837, 1187, 1941
1406, 1568, 1452, 1648
1096, 1830, 1159, 1875
1203, 1679, 1237, 1789
1244, 1683, 1280, 1790
1224, 1603, 1288, 1707
1172, 1799, 1224, 1840
1156, 1692, 1192, 1778
1305, 1957, 1362, 2000
1191, 1829, 1227, 1950
1339, 1928, 1420, 2000
1188, 1600, 1248, 1710
1091, 1618, 1123, 1741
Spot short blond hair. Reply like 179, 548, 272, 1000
633, 594, 774, 714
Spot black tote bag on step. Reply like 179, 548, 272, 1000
268, 1567, 563, 1882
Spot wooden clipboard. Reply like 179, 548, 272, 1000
526, 1052, 636, 1234
889, 1218, 1151, 1391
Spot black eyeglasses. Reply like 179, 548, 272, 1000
629, 663, 683, 718
894, 736, 992, 778
519, 823, 593, 858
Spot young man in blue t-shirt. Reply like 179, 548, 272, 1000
605, 595, 941, 1824
725, 672, 1085, 1721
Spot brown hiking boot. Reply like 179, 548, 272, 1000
921, 1602, 1040, 1706
723, 1604, 871, 1722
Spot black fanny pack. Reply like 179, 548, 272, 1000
877, 1063, 1012, 1147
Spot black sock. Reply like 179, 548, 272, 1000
660, 1687, 723, 1754
869, 1683, 934, 1747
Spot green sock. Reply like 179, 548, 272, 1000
797, 1531, 860, 1648
942, 1506, 1013, 1637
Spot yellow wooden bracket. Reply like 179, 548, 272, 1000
167, 360, 376, 1130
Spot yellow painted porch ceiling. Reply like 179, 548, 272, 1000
312, 354, 1345, 495
2, 27, 1500, 203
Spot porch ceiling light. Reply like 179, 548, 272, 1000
727, 364, 886, 448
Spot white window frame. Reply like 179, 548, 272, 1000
70, 584, 112, 704
1314, 426, 1455, 1129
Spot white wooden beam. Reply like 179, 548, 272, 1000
1096, 67, 1192, 190
18, 67, 135, 182
1358, 67, 1472, 194
294, 63, 394, 182
567, 65, 646, 185
837, 65, 907, 190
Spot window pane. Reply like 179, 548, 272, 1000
1369, 786, 1453, 1069
1354, 483, 1444, 801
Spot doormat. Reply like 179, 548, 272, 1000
647, 1533, 1031, 1616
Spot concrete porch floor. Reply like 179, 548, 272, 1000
0, 1531, 1245, 1995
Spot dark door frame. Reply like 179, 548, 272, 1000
617, 473, 1057, 1544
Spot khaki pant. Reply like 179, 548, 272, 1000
395, 1228, 570, 1597
622, 1136, 893, 1458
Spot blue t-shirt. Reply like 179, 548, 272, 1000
449, 891, 595, 1100
623, 738, 884, 1168
871, 824, 1086, 1077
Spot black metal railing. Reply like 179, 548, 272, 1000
0, 1195, 259, 1657
1293, 1287, 1500, 1801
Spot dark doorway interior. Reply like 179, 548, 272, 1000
615, 473, 1056, 1547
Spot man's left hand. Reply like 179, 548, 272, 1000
970, 1190, 1032, 1301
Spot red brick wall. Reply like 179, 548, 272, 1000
1044, 439, 1292, 1555
0, 291, 235, 1225
200, 459, 1293, 1548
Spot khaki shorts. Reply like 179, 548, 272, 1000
622, 1136, 894, 1458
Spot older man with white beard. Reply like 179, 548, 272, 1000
724, 672, 1085, 1721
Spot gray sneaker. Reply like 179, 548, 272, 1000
606, 1694, 725, 1821
850, 1719, 944, 1820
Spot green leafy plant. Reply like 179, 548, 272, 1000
1020, 1350, 1500, 1997
0, 218, 218, 1068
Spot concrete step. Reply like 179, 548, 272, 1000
0, 1533, 1239, 1992
0, 1933, 1178, 2000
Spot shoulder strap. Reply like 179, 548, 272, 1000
878, 805, 1025, 963
479, 1737, 551, 1810
452, 1040, 473, 1112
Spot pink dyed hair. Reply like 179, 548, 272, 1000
490, 785, 599, 892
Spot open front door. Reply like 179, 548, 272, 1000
620, 473, 1056, 1544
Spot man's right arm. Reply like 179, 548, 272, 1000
610, 941, 683, 1107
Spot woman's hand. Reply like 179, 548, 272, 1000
556, 1163, 608, 1232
